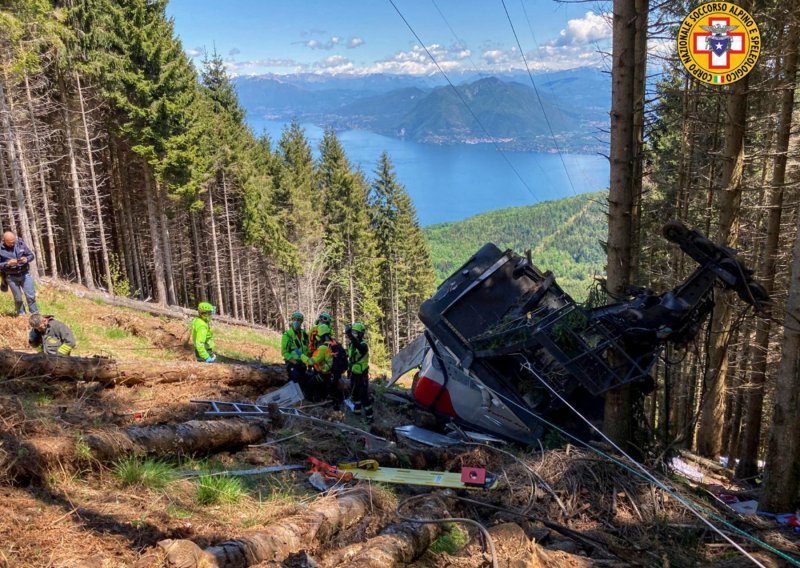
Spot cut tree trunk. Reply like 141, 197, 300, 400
2, 419, 272, 482
0, 350, 286, 387
321, 496, 445, 568
146, 489, 374, 568
82, 418, 272, 462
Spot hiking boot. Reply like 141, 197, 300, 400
0, 282, 7, 293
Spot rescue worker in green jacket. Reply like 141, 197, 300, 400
307, 311, 332, 353
281, 311, 310, 388
301, 323, 343, 405
346, 322, 372, 420
28, 314, 76, 356
192, 302, 217, 362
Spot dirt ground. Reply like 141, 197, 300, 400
0, 284, 798, 568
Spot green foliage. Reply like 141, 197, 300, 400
370, 153, 436, 355
194, 474, 244, 505
106, 253, 131, 296
429, 523, 469, 554
113, 457, 174, 490
425, 192, 608, 301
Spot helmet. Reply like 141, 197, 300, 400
317, 311, 332, 325
198, 302, 214, 313
316, 323, 332, 337
351, 322, 366, 334
291, 311, 304, 321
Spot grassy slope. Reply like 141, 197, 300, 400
424, 191, 608, 301
0, 283, 282, 363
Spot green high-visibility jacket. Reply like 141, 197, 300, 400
347, 339, 369, 374
192, 316, 215, 360
281, 327, 309, 362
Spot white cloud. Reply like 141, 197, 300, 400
228, 47, 241, 57
359, 43, 469, 75
553, 11, 612, 46
185, 47, 203, 59
223, 57, 302, 75
479, 42, 605, 72
303, 36, 341, 50
313, 55, 355, 73
346, 36, 365, 49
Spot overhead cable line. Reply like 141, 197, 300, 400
518, 0, 594, 191
501, 0, 578, 196
387, 0, 542, 204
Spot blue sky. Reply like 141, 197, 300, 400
165, 0, 613, 76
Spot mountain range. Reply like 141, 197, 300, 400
234, 68, 610, 153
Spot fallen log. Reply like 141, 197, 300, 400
0, 349, 286, 387
146, 489, 374, 568
2, 418, 272, 483
82, 418, 273, 461
320, 496, 446, 568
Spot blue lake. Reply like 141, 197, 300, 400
248, 118, 609, 226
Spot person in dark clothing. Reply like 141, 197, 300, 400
301, 323, 344, 406
29, 314, 76, 356
282, 311, 310, 391
0, 231, 38, 316
346, 322, 372, 420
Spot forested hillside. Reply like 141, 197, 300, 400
426, 192, 607, 300
0, 0, 435, 360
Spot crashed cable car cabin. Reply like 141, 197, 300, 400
398, 220, 769, 445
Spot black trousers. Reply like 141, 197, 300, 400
350, 371, 372, 417
286, 361, 308, 390
305, 371, 343, 404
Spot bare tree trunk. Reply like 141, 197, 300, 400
603, 0, 640, 448
154, 179, 177, 305
23, 72, 57, 276
190, 212, 207, 302
737, 5, 798, 478
0, 152, 17, 233
143, 166, 167, 304
207, 187, 225, 313
220, 171, 239, 318
0, 76, 39, 280
697, 74, 749, 458
75, 72, 112, 293
760, 205, 800, 511
59, 73, 95, 289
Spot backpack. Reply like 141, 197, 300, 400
328, 340, 348, 374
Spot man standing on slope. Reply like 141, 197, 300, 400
346, 322, 372, 421
28, 314, 76, 356
0, 231, 38, 316
192, 302, 217, 363
282, 311, 309, 388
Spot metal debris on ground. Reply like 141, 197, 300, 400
176, 464, 306, 477
394, 424, 460, 447
256, 381, 304, 407
191, 399, 275, 416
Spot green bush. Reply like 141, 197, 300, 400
113, 457, 174, 490
194, 475, 244, 505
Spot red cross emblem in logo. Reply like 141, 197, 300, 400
692, 17, 745, 69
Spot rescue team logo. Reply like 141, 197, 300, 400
677, 2, 760, 85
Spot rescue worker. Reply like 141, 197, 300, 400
281, 311, 309, 388
192, 302, 216, 362
346, 322, 372, 420
301, 323, 343, 406
0, 231, 38, 316
307, 311, 332, 353
28, 314, 76, 356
